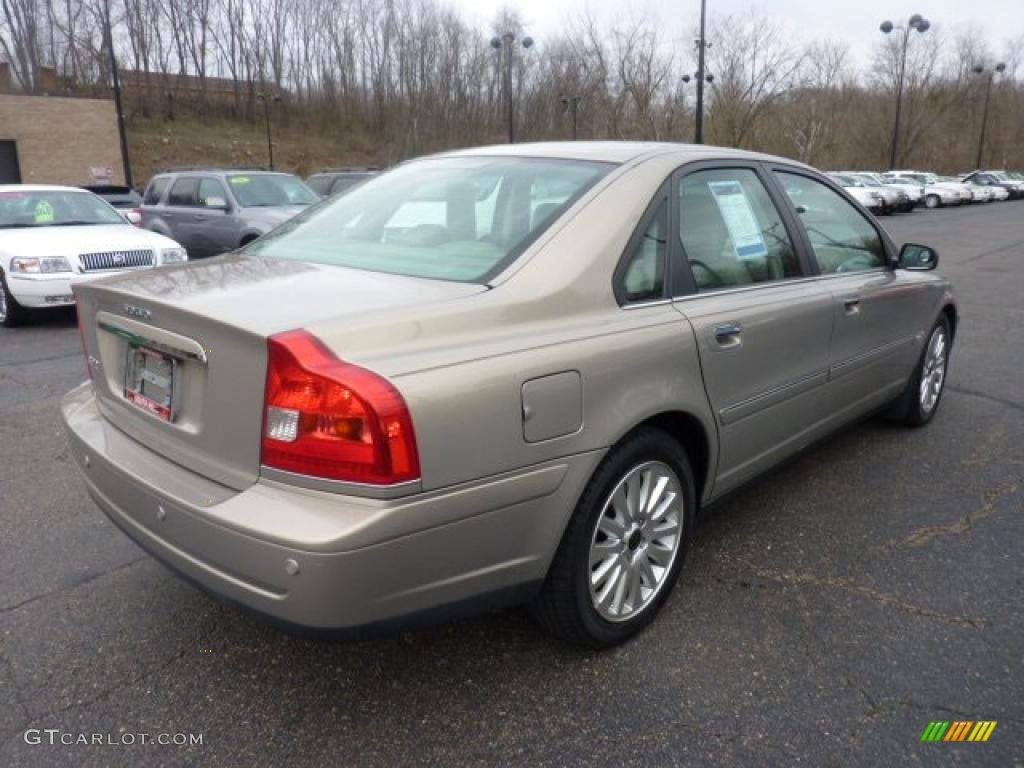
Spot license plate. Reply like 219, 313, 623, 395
124, 345, 177, 421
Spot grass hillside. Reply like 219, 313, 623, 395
127, 115, 383, 186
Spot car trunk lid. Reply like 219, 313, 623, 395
74, 254, 486, 490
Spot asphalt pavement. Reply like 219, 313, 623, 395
1, 201, 1022, 767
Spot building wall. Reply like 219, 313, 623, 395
0, 94, 124, 185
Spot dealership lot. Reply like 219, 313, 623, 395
1, 202, 1022, 766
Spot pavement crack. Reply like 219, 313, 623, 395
2, 645, 191, 749
716, 554, 985, 629
904, 483, 1018, 547
0, 556, 149, 615
947, 385, 1024, 413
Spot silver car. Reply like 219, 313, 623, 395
140, 169, 319, 258
63, 143, 957, 646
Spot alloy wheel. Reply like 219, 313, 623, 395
919, 325, 947, 414
588, 461, 684, 622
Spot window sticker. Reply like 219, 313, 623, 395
708, 180, 768, 261
34, 200, 55, 223
230, 176, 250, 184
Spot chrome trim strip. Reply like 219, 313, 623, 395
259, 465, 423, 500
96, 311, 208, 364
672, 268, 889, 302
719, 369, 828, 426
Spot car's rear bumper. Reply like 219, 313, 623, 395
61, 382, 601, 632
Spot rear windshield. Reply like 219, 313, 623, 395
227, 174, 318, 207
245, 157, 613, 282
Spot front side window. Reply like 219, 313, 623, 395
678, 168, 800, 291
198, 178, 228, 207
618, 199, 667, 303
246, 157, 612, 283
0, 189, 125, 228
227, 174, 318, 207
775, 172, 885, 274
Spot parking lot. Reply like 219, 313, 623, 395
1, 200, 1021, 766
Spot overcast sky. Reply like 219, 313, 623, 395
448, 0, 1024, 72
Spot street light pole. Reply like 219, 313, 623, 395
258, 91, 279, 170
880, 14, 931, 170
973, 62, 1006, 169
694, 0, 708, 144
491, 32, 534, 144
561, 95, 580, 140
103, 0, 133, 187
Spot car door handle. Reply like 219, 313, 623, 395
843, 297, 861, 316
713, 322, 743, 348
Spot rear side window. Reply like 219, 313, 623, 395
144, 177, 169, 205
246, 157, 612, 283
678, 168, 800, 291
167, 177, 199, 206
617, 199, 668, 303
775, 172, 885, 274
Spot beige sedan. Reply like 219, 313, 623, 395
63, 143, 956, 646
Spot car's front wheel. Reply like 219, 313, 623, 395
532, 427, 696, 647
0, 272, 29, 328
924, 194, 940, 209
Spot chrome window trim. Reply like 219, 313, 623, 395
670, 267, 889, 302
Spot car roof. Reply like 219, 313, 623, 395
0, 184, 89, 193
431, 141, 810, 168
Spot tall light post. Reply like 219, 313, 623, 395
972, 61, 1006, 169
102, 0, 133, 187
880, 13, 931, 170
491, 32, 534, 143
561, 95, 581, 140
681, 70, 714, 142
256, 91, 280, 170
693, 0, 711, 144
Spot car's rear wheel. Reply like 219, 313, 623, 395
924, 194, 940, 209
888, 315, 951, 427
0, 272, 29, 328
532, 427, 695, 647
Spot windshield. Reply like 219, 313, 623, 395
227, 174, 318, 207
0, 189, 126, 229
855, 176, 881, 186
245, 156, 613, 283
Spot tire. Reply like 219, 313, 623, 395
924, 194, 940, 209
0, 272, 30, 328
532, 427, 696, 648
887, 315, 951, 427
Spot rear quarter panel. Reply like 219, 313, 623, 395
308, 153, 718, 497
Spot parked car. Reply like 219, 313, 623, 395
840, 172, 913, 213
959, 170, 1024, 200
826, 173, 885, 213
846, 172, 922, 210
0, 185, 186, 327
80, 184, 144, 224
65, 143, 956, 647
882, 173, 961, 208
306, 167, 382, 198
140, 169, 319, 258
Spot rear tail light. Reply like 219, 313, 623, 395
261, 329, 420, 485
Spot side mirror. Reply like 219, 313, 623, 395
204, 196, 229, 210
898, 242, 938, 271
